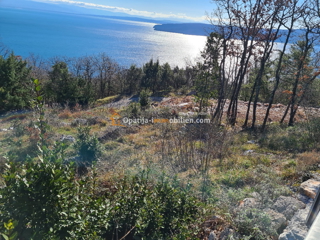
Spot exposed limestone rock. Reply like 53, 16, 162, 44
300, 179, 320, 199
208, 231, 216, 240
238, 198, 260, 208
273, 196, 306, 220
219, 228, 240, 240
60, 135, 76, 142
72, 118, 87, 126
278, 202, 312, 240
265, 208, 287, 232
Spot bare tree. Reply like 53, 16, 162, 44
278, 4, 320, 126
261, 0, 301, 130
94, 53, 119, 99
210, 0, 284, 125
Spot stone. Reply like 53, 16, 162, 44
87, 117, 99, 125
72, 118, 87, 126
193, 107, 200, 112
300, 179, 320, 199
60, 122, 71, 127
250, 192, 261, 199
238, 198, 260, 208
219, 228, 240, 240
265, 209, 287, 232
208, 231, 216, 240
278, 202, 312, 240
60, 135, 76, 143
273, 196, 306, 220
244, 150, 254, 155
203, 215, 224, 228
296, 193, 312, 205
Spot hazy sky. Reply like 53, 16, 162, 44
33, 0, 215, 21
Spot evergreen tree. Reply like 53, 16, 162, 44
0, 53, 32, 113
47, 61, 81, 107
141, 59, 160, 92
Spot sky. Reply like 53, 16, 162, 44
31, 0, 216, 22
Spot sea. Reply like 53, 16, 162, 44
0, 7, 207, 68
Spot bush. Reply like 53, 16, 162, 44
126, 102, 141, 118
0, 158, 203, 239
259, 124, 313, 152
105, 172, 202, 239
74, 126, 102, 173
139, 89, 151, 109
234, 208, 275, 240
0, 149, 110, 239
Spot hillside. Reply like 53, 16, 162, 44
1, 94, 320, 239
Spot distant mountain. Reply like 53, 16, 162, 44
0, 0, 177, 24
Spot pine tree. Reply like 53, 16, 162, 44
0, 53, 32, 113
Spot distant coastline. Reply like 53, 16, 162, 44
153, 23, 317, 46
153, 23, 212, 36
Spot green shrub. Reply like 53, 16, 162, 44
0, 158, 203, 239
74, 126, 102, 174
259, 124, 314, 152
106, 172, 202, 239
126, 102, 141, 118
139, 89, 151, 109
234, 208, 275, 240
0, 150, 110, 239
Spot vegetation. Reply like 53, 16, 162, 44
0, 0, 320, 239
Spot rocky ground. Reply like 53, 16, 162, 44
1, 95, 320, 240
121, 95, 320, 124
203, 178, 320, 240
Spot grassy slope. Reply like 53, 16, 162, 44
1, 95, 320, 238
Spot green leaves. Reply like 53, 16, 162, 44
0, 53, 32, 113
107, 174, 201, 239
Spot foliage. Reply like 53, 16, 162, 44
105, 172, 202, 239
234, 208, 275, 240
126, 102, 141, 118
74, 126, 102, 168
45, 61, 95, 108
0, 159, 203, 239
125, 65, 143, 94
141, 59, 160, 93
259, 120, 320, 152
0, 53, 32, 113
194, 32, 221, 112
0, 86, 203, 239
139, 89, 151, 109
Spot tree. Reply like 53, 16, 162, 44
209, 0, 308, 127
195, 32, 221, 113
280, 40, 320, 126
172, 66, 187, 90
261, 0, 301, 130
46, 61, 84, 107
94, 53, 119, 98
141, 59, 160, 93
125, 65, 142, 94
0, 53, 32, 113
160, 63, 173, 91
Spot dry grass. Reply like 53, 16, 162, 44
58, 109, 73, 119
297, 151, 320, 172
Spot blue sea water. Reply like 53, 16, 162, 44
0, 7, 207, 67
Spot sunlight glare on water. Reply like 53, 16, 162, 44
0, 7, 207, 67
